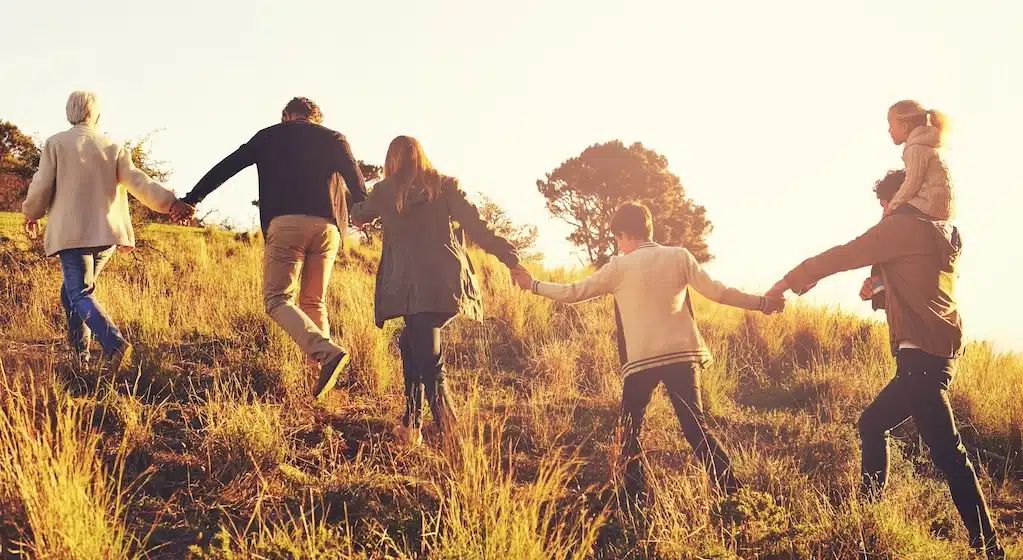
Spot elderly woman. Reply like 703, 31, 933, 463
22, 91, 192, 369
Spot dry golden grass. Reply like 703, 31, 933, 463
0, 366, 142, 559
1, 221, 1021, 558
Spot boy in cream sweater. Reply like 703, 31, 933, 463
512, 202, 783, 502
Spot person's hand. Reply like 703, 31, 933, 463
24, 219, 39, 238
793, 281, 817, 295
510, 266, 534, 290
765, 279, 789, 299
859, 277, 874, 301
762, 295, 786, 315
169, 200, 196, 224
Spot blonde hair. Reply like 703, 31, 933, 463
889, 99, 947, 140
385, 136, 442, 213
66, 90, 100, 126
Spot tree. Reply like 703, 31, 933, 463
0, 121, 41, 211
536, 140, 712, 267
474, 193, 542, 261
123, 132, 180, 227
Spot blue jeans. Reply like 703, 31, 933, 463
58, 246, 125, 356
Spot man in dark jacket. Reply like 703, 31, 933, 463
177, 97, 368, 399
767, 179, 1004, 559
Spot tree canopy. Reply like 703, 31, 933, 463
475, 193, 542, 262
537, 140, 712, 267
0, 121, 41, 211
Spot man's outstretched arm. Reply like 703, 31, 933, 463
769, 219, 909, 296
182, 141, 257, 207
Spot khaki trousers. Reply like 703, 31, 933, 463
263, 215, 345, 366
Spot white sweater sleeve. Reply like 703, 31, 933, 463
533, 257, 621, 304
21, 139, 57, 220
117, 146, 177, 213
679, 248, 764, 311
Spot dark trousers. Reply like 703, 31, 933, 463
621, 362, 737, 497
399, 312, 457, 433
859, 349, 999, 549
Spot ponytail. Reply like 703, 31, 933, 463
927, 108, 947, 136
890, 100, 947, 141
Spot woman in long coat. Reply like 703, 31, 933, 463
352, 136, 521, 445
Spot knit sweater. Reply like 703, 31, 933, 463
531, 242, 766, 377
22, 125, 178, 256
888, 126, 955, 220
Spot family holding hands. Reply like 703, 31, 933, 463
20, 91, 1003, 557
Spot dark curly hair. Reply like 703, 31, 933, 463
610, 202, 654, 241
282, 97, 323, 124
873, 169, 906, 203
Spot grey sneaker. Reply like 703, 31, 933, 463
313, 351, 350, 400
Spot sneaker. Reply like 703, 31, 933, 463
313, 351, 350, 400
104, 343, 134, 375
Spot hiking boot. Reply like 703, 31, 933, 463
313, 351, 350, 400
104, 342, 134, 375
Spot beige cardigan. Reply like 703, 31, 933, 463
22, 125, 178, 256
532, 242, 765, 377
888, 126, 955, 220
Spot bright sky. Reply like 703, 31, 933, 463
2, 0, 1020, 352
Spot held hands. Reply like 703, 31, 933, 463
510, 265, 534, 291
761, 296, 786, 315
766, 278, 815, 299
169, 200, 196, 224
765, 279, 789, 299
761, 276, 823, 315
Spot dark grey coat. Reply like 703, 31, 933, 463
351, 176, 520, 327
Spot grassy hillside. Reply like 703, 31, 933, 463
0, 211, 24, 230
1, 218, 1021, 559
